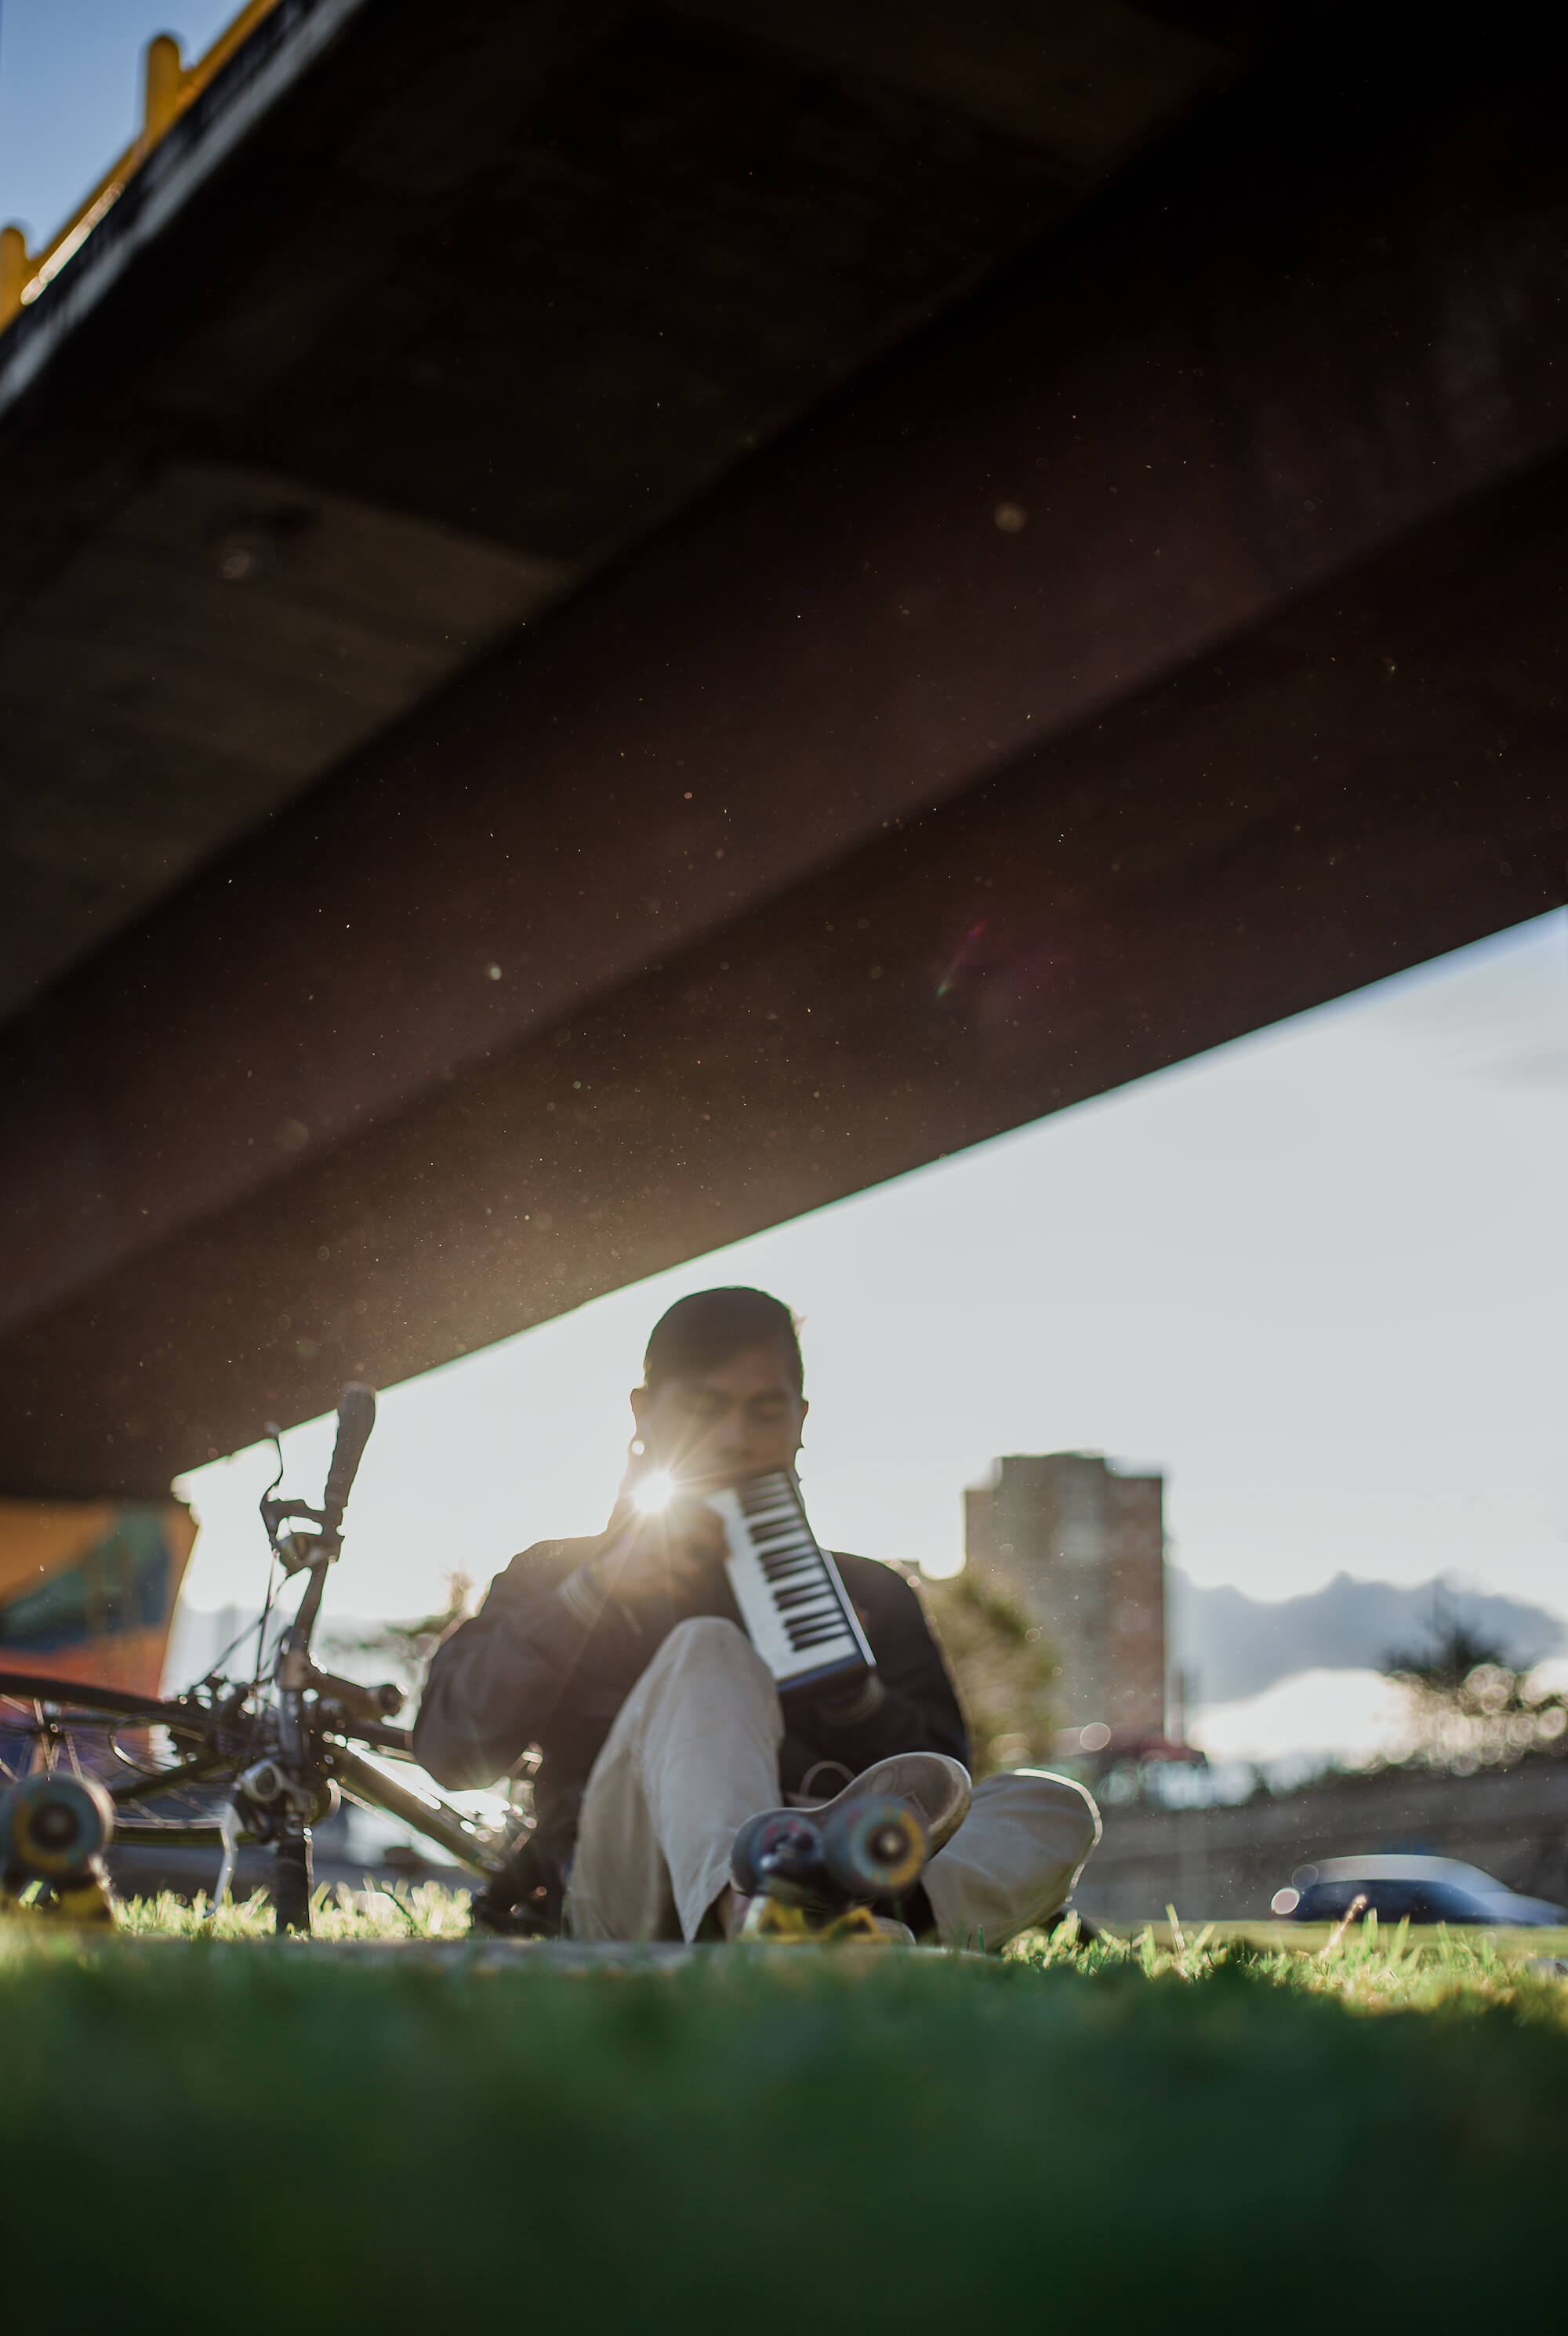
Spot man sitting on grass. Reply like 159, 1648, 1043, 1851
415, 1286, 1099, 1945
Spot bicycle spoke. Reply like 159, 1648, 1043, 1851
110, 1753, 230, 1807
0, 1688, 235, 1837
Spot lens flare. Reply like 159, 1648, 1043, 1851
935, 918, 986, 1000
633, 1470, 675, 1515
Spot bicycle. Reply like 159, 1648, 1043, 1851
0, 1385, 524, 1934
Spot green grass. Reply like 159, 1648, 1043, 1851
5, 1898, 1566, 2331
107, 1878, 475, 1941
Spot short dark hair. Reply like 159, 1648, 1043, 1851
643, 1287, 804, 1395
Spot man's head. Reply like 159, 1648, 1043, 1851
630, 1287, 807, 1491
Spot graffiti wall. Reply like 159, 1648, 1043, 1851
0, 1499, 196, 1693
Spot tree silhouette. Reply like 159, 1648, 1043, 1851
1379, 1601, 1568, 1768
1381, 1614, 1512, 1695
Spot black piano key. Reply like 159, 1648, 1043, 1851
720, 1470, 873, 1685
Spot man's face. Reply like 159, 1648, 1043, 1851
630, 1341, 807, 1491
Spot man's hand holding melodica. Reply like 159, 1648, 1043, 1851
586, 1491, 728, 1611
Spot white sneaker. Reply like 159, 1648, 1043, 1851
801, 1753, 972, 1855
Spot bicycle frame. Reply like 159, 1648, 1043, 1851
1, 1385, 515, 1931
222, 1385, 510, 1925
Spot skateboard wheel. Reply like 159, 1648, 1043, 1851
730, 1810, 822, 1898
2, 1771, 114, 1880
819, 1796, 926, 1900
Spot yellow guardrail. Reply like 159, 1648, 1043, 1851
1, 0, 283, 334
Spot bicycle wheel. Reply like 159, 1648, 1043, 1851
0, 1670, 245, 1847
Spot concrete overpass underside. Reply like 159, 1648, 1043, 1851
0, 0, 1563, 1496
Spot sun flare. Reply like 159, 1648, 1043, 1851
633, 1470, 676, 1515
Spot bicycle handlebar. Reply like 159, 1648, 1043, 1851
321, 1382, 376, 1539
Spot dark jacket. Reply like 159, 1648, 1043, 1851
413, 1538, 969, 1896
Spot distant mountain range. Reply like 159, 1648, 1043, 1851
1167, 1571, 1565, 1707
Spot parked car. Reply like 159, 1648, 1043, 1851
1271, 1854, 1566, 1927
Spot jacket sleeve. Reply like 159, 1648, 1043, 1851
412, 1539, 643, 1789
799, 1560, 971, 1770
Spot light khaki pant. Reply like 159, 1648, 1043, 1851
564, 1616, 1101, 1948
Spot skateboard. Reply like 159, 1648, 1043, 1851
728, 1793, 927, 1943
0, 1771, 117, 1924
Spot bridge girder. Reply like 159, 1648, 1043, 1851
0, 0, 1563, 1494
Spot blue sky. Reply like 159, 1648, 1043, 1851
0, 0, 238, 242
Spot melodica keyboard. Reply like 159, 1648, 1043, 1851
708, 1471, 876, 1693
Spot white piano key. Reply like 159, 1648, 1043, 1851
707, 1472, 876, 1691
